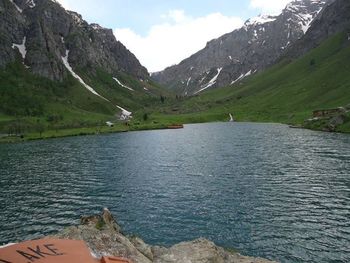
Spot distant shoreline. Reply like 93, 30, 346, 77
1, 119, 349, 144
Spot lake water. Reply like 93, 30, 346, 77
0, 122, 349, 262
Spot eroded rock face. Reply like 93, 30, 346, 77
284, 0, 350, 59
0, 0, 148, 81
52, 208, 278, 263
53, 210, 152, 263
152, 0, 332, 95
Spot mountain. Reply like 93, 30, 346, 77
152, 0, 332, 95
0, 0, 169, 133
0, 0, 147, 81
285, 0, 350, 58
159, 0, 350, 132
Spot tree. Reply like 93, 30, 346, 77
47, 114, 63, 132
36, 119, 45, 137
143, 113, 148, 121
310, 58, 316, 67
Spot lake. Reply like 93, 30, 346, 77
0, 122, 349, 262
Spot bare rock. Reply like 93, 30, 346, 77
80, 207, 122, 232
152, 0, 331, 95
0, 0, 148, 81
129, 236, 154, 261
52, 209, 151, 263
51, 209, 277, 263
152, 238, 277, 263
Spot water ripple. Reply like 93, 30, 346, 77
0, 123, 349, 262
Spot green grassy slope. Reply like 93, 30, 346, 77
0, 61, 172, 138
1, 31, 350, 140
157, 32, 350, 131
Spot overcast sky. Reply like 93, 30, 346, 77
56, 0, 293, 72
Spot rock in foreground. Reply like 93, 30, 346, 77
51, 208, 277, 263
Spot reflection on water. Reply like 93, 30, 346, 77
0, 122, 349, 262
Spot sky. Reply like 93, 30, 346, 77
56, 0, 293, 72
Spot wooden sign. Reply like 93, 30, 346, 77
0, 239, 132, 263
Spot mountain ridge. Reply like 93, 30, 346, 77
0, 0, 148, 82
0, 0, 170, 137
152, 0, 333, 95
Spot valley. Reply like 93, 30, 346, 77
1, 0, 350, 143
1, 1, 350, 262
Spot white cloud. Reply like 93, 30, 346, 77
250, 0, 293, 14
115, 10, 243, 72
161, 10, 187, 23
55, 0, 70, 9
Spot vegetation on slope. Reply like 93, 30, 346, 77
0, 61, 173, 141
1, 31, 350, 142
152, 32, 350, 132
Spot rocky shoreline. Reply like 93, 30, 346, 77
50, 208, 277, 263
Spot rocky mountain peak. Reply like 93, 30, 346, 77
284, 0, 350, 59
244, 14, 277, 28
283, 0, 327, 33
0, 0, 148, 81
152, 0, 331, 95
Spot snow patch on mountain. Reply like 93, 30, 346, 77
186, 77, 191, 87
195, 68, 222, 94
245, 15, 277, 28
297, 12, 314, 33
199, 75, 207, 84
116, 105, 132, 120
9, 0, 22, 13
231, 70, 252, 85
26, 0, 36, 8
62, 50, 108, 100
282, 41, 291, 49
113, 77, 134, 91
12, 37, 27, 60
286, 0, 326, 34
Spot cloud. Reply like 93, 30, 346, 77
115, 10, 243, 72
55, 0, 70, 9
161, 10, 187, 23
249, 0, 293, 14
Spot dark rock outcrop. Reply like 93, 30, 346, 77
152, 0, 332, 95
284, 0, 350, 59
0, 0, 148, 81
52, 208, 278, 263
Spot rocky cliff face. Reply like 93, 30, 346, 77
52, 208, 277, 263
0, 0, 148, 81
284, 0, 350, 59
152, 0, 332, 95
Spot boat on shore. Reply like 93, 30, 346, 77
167, 124, 184, 129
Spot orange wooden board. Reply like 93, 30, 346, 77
0, 239, 97, 263
101, 256, 132, 263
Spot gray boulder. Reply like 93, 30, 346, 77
51, 208, 277, 263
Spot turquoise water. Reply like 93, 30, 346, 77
0, 122, 349, 262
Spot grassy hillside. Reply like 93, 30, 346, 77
1, 31, 350, 142
0, 61, 173, 140
152, 31, 350, 132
